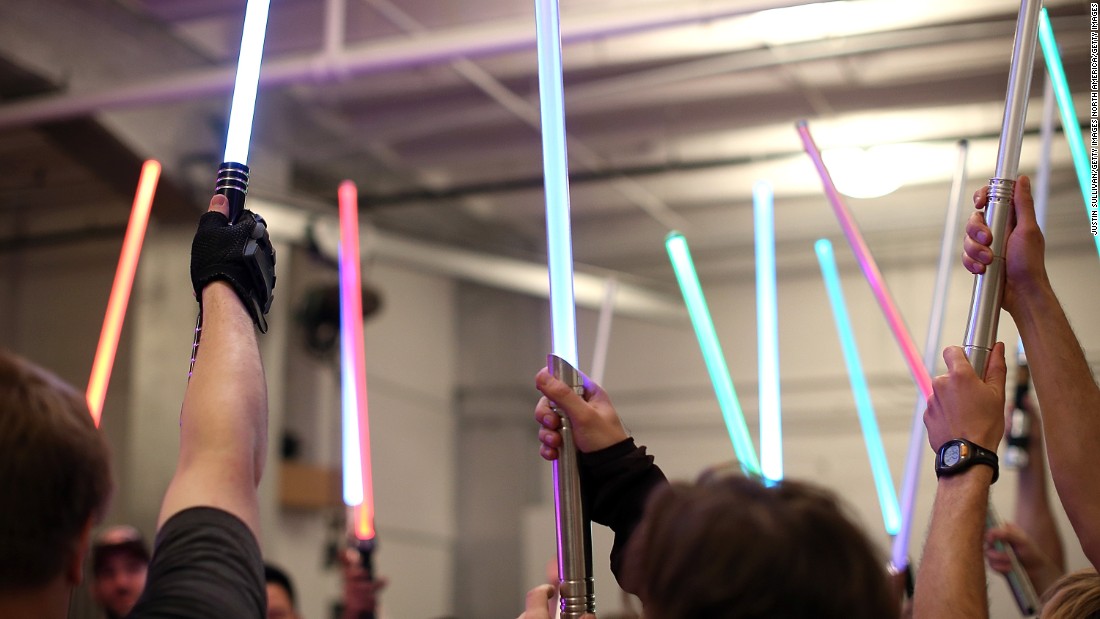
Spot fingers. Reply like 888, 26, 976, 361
962, 212, 992, 274
985, 547, 1013, 574
965, 212, 992, 249
973, 185, 989, 209
538, 426, 562, 461
209, 193, 229, 217
534, 396, 562, 431
521, 584, 555, 619
535, 394, 563, 461
941, 346, 973, 376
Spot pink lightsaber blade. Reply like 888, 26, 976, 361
338, 180, 376, 542
796, 121, 931, 401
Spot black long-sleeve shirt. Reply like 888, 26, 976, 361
579, 437, 669, 590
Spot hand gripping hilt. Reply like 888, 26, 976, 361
548, 354, 595, 618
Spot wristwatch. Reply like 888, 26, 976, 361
935, 438, 999, 484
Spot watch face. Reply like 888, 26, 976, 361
943, 443, 962, 467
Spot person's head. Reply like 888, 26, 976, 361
90, 525, 150, 618
1040, 568, 1100, 618
0, 350, 112, 595
622, 465, 898, 619
265, 563, 299, 619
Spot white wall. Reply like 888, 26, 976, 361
255, 254, 460, 619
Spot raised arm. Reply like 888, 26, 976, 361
914, 343, 1007, 619
1009, 394, 1065, 575
534, 369, 667, 589
156, 194, 273, 538
963, 176, 1100, 570
985, 395, 1066, 595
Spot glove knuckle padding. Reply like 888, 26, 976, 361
190, 209, 277, 332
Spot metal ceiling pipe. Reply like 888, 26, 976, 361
0, 0, 813, 129
365, 0, 688, 232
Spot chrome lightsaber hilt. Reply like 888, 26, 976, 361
214, 161, 250, 224
962, 0, 1041, 372
965, 3, 1041, 613
549, 354, 595, 618
987, 505, 1039, 615
962, 176, 1014, 376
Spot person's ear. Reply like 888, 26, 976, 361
67, 517, 96, 586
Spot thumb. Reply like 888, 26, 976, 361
536, 369, 588, 422
209, 193, 230, 217
984, 342, 1007, 396
1013, 175, 1037, 230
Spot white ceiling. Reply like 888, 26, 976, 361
0, 0, 1092, 290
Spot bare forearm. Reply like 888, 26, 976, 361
158, 282, 267, 536
182, 282, 268, 482
1013, 287, 1100, 568
1014, 432, 1065, 573
914, 470, 994, 618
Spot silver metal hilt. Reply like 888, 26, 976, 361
548, 354, 595, 618
987, 505, 1039, 616
963, 2, 1041, 615
962, 177, 1014, 375
214, 161, 250, 224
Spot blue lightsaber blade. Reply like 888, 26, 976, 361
753, 181, 782, 482
188, 0, 272, 380
534, 0, 592, 615
216, 0, 272, 223
1038, 8, 1098, 256
666, 232, 761, 476
815, 239, 901, 536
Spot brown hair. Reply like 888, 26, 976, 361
0, 350, 113, 590
1041, 569, 1100, 618
622, 470, 898, 619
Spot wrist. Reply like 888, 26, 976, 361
1008, 279, 1056, 319
937, 463, 995, 490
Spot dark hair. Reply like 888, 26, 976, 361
264, 562, 296, 607
0, 350, 113, 590
622, 471, 898, 619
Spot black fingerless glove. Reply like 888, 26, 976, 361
190, 209, 277, 332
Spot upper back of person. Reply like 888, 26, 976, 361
0, 350, 113, 618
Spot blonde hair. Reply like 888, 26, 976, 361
1041, 568, 1100, 619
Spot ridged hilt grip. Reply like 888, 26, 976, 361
214, 161, 250, 224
